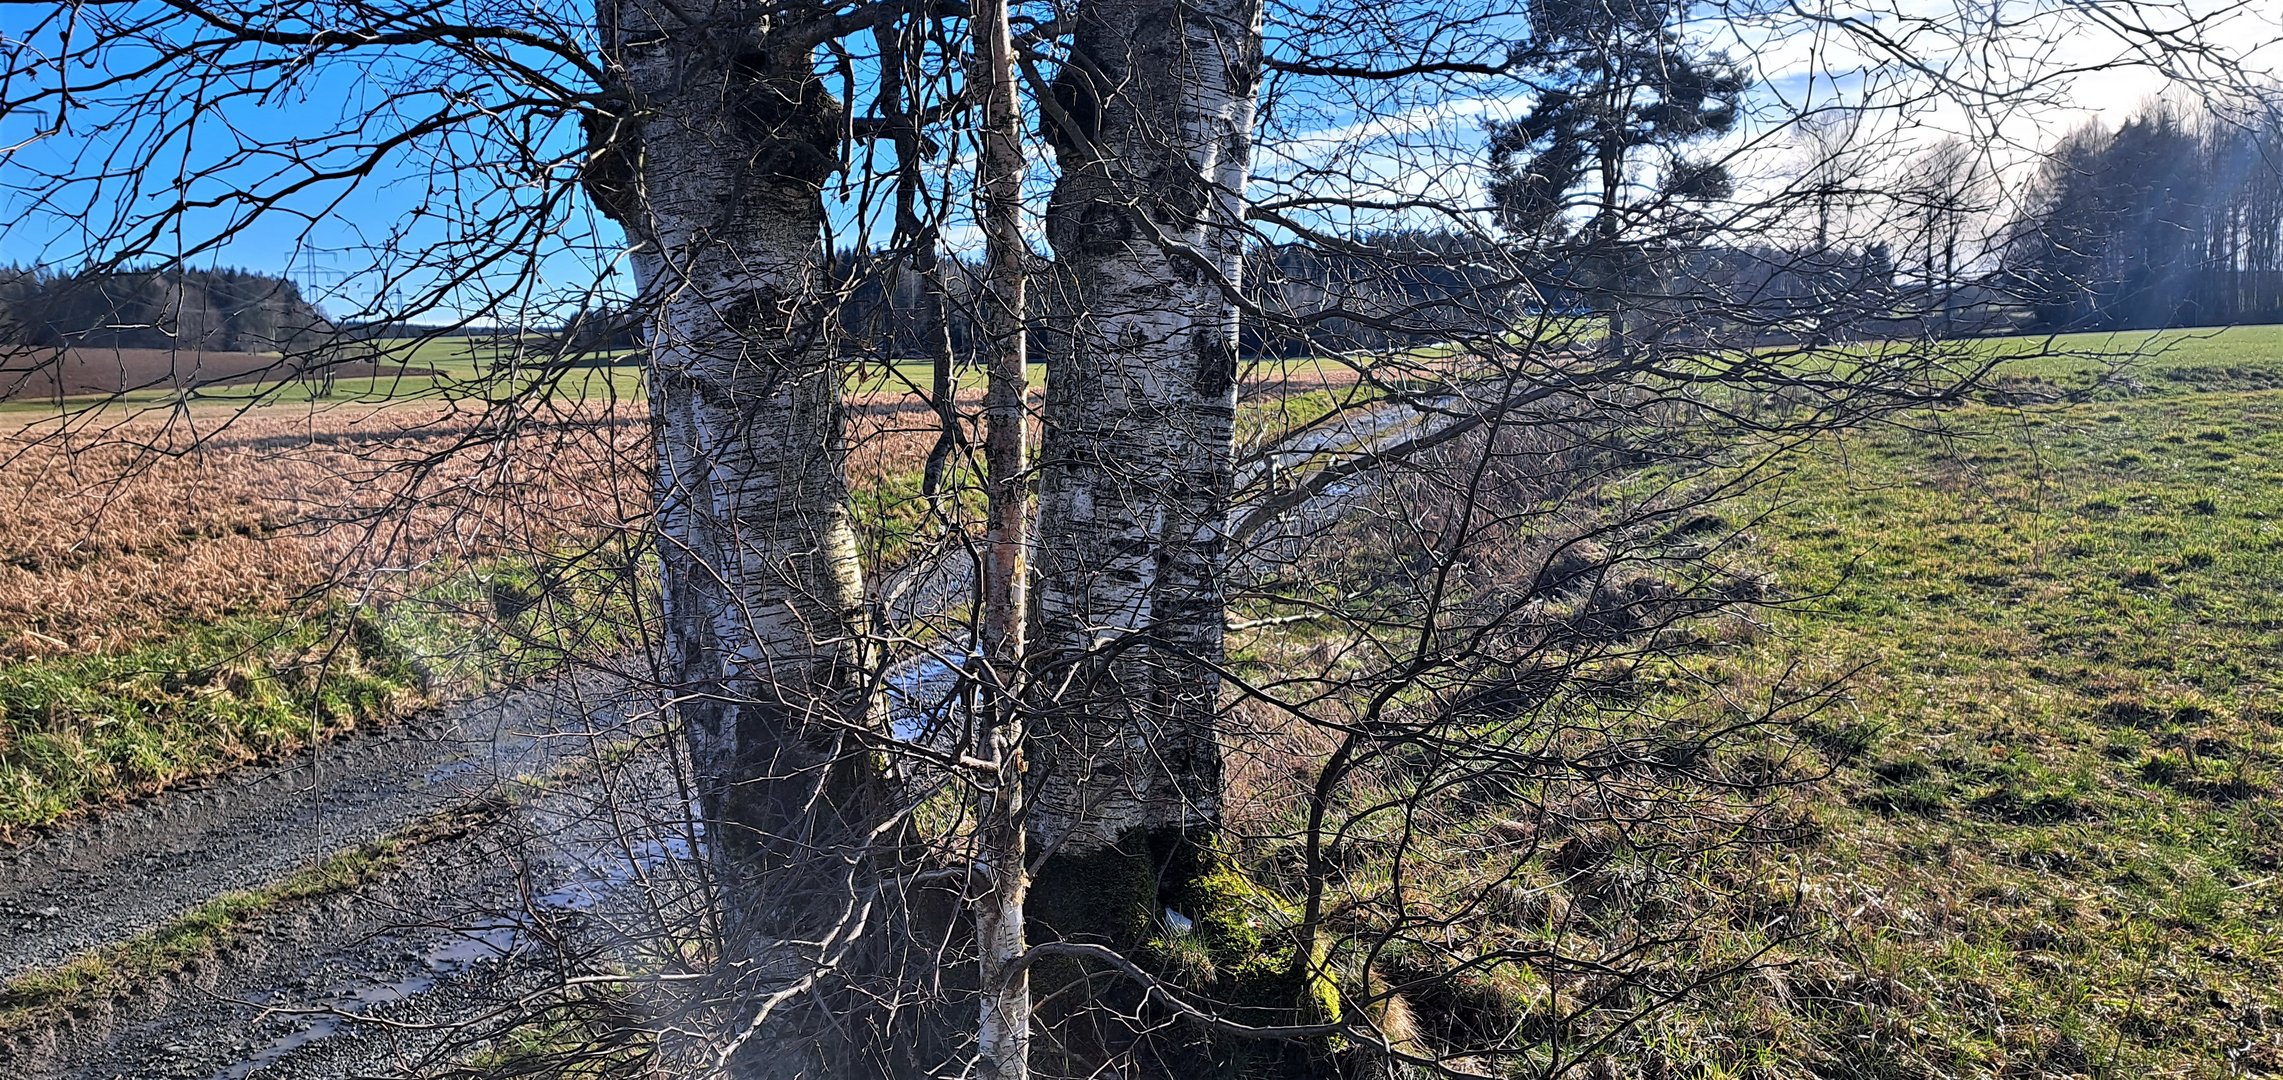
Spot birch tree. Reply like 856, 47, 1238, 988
584, 1, 901, 1074
1003, 0, 1277, 1064
968, 0, 1035, 1068
1028, 0, 1265, 860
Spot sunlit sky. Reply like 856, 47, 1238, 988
2, 0, 2278, 321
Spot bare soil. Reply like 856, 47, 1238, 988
0, 347, 441, 401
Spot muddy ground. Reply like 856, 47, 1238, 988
0, 669, 696, 1079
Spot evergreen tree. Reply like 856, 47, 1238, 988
1487, 0, 1748, 352
0, 266, 329, 350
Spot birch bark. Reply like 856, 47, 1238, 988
1030, 0, 1266, 854
588, 3, 891, 1075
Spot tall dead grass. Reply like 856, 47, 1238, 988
0, 385, 1016, 663
0, 367, 1342, 664
0, 402, 650, 662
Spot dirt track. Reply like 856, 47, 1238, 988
0, 671, 647, 982
0, 669, 690, 1079
11, 825, 556, 1080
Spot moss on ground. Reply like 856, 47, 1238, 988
1028, 825, 1342, 1079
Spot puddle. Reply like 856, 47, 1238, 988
207, 924, 521, 1080
529, 826, 699, 913
203, 795, 700, 1079
194, 658, 965, 1077
884, 649, 970, 745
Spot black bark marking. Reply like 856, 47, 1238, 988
1077, 201, 1131, 254
1152, 164, 1210, 229
1193, 334, 1236, 395
1046, 47, 1107, 155
728, 52, 841, 187
579, 102, 643, 226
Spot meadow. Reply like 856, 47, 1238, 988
3, 323, 2279, 1073
0, 401, 648, 835
1211, 325, 2283, 1077
1648, 325, 2283, 1074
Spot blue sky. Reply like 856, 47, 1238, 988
3, 0, 2274, 322
0, 6, 624, 322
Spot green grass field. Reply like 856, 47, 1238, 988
0, 335, 652, 414
1210, 325, 2283, 1076
0, 333, 1385, 415
1678, 324, 2283, 1074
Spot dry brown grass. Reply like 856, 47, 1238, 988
0, 372, 1342, 835
0, 369, 1339, 663
1238, 355, 1368, 399
0, 402, 649, 662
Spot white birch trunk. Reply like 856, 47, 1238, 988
589, 4, 889, 1075
1030, 0, 1266, 854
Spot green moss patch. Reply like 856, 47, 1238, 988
1029, 826, 1341, 1078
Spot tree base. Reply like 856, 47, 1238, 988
1026, 826, 1340, 1079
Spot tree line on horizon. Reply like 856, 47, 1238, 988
0, 265, 332, 353
852, 89, 2283, 363
2004, 100, 2283, 332
17, 93, 2283, 375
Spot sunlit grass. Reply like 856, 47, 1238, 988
1674, 343, 2283, 1072
1214, 323, 2283, 1074
0, 613, 421, 838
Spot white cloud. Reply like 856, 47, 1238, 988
1242, 0, 2283, 241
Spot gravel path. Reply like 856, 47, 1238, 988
0, 669, 649, 982
0, 695, 695, 1080
4, 749, 698, 1079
